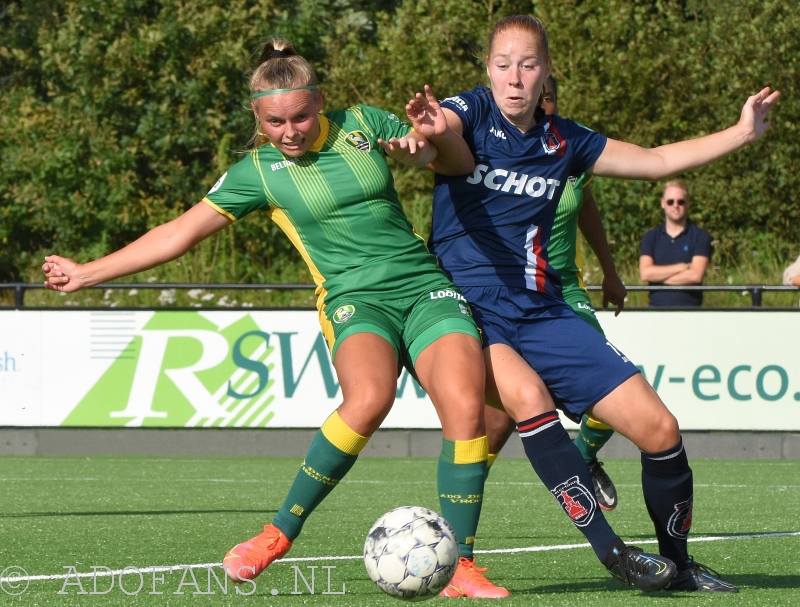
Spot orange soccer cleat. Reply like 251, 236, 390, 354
223, 523, 293, 582
439, 557, 511, 598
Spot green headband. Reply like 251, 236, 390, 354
251, 85, 318, 99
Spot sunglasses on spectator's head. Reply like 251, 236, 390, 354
665, 198, 686, 206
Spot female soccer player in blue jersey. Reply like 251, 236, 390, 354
483, 74, 624, 512
42, 37, 513, 598
416, 14, 778, 593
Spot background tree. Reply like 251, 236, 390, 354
1, 0, 798, 301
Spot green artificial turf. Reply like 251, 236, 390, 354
1, 456, 798, 606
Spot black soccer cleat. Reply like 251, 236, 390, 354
604, 539, 676, 592
667, 559, 739, 592
588, 459, 617, 511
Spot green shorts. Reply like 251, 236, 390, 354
561, 278, 604, 336
322, 282, 480, 373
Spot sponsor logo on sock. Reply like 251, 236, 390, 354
551, 476, 596, 527
667, 497, 693, 539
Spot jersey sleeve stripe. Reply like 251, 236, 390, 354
202, 198, 237, 222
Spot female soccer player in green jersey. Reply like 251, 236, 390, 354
42, 38, 509, 598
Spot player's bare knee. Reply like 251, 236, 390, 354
642, 411, 681, 452
513, 380, 555, 418
340, 385, 395, 429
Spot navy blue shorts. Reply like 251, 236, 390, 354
462, 285, 640, 423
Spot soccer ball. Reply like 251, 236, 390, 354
363, 505, 459, 601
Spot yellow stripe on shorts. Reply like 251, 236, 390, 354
586, 416, 613, 431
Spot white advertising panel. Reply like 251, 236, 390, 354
0, 310, 798, 429
597, 310, 800, 430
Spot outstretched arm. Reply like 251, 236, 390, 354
591, 87, 780, 179
577, 185, 626, 315
377, 130, 439, 169
42, 202, 232, 292
402, 84, 475, 176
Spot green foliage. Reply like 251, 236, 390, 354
1, 0, 798, 297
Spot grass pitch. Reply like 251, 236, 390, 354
1, 456, 798, 606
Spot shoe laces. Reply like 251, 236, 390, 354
250, 528, 285, 560
456, 558, 495, 586
590, 460, 612, 483
686, 556, 722, 579
616, 546, 651, 581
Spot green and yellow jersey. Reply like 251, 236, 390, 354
549, 173, 590, 292
548, 174, 603, 333
203, 105, 447, 313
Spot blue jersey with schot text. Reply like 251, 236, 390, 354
431, 86, 607, 297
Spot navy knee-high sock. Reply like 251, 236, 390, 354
518, 412, 619, 563
641, 438, 692, 568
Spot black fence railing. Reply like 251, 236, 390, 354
585, 284, 799, 308
1, 282, 798, 310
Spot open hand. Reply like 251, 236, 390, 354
739, 87, 780, 142
377, 135, 427, 162
405, 84, 448, 140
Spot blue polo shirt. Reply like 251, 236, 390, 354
640, 222, 713, 307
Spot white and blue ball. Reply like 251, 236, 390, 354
364, 506, 459, 601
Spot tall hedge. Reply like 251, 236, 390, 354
1, 0, 798, 283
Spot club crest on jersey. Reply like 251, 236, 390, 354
345, 130, 371, 152
551, 476, 596, 527
332, 304, 356, 324
541, 131, 561, 155
667, 497, 693, 539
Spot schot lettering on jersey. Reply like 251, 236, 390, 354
551, 476, 596, 527
667, 497, 693, 539
466, 164, 561, 200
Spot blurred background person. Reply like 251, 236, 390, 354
640, 180, 712, 307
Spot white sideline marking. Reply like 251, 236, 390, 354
2, 478, 799, 490
4, 531, 799, 584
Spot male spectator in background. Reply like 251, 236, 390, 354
640, 180, 712, 306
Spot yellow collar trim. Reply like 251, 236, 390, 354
308, 115, 329, 153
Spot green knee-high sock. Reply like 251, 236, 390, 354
438, 437, 488, 559
574, 415, 615, 464
272, 411, 369, 540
